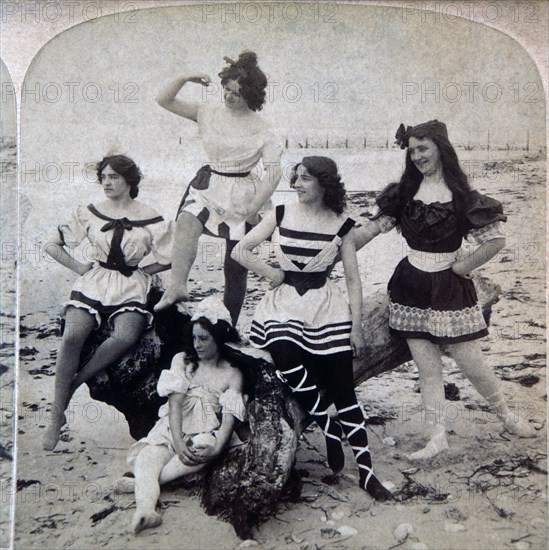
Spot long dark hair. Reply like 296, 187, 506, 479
290, 156, 347, 215
96, 155, 142, 199
395, 123, 471, 230
183, 317, 240, 373
218, 51, 267, 112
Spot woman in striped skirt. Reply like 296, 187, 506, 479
232, 156, 392, 501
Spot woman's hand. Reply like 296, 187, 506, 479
350, 327, 366, 358
75, 262, 93, 276
269, 269, 285, 289
185, 74, 212, 86
451, 262, 472, 279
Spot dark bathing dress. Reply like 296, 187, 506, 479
374, 184, 506, 345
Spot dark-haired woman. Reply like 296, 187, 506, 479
353, 121, 536, 460
232, 156, 392, 501
115, 297, 246, 533
154, 51, 283, 323
42, 155, 173, 451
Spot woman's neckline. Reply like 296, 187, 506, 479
410, 197, 453, 207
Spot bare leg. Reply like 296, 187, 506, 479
42, 307, 96, 451
223, 240, 248, 325
406, 339, 449, 461
448, 340, 536, 438
132, 445, 171, 533
131, 445, 209, 533
114, 455, 206, 495
68, 311, 147, 398
154, 212, 203, 311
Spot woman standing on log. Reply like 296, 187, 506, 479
232, 156, 392, 501
154, 51, 283, 324
114, 297, 246, 534
354, 120, 536, 460
42, 155, 173, 451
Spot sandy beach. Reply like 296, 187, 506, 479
4, 146, 547, 549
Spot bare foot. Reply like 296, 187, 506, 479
42, 412, 67, 451
408, 430, 449, 461
113, 477, 135, 494
153, 286, 189, 312
503, 415, 538, 438
132, 510, 162, 534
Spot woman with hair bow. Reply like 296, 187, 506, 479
353, 120, 536, 460
114, 297, 247, 534
154, 51, 283, 324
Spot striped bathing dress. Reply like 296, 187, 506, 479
250, 205, 355, 355
374, 184, 506, 344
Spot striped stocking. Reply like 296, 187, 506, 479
276, 364, 345, 473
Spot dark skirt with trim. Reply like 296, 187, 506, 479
387, 258, 488, 344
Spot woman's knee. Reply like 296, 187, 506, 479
111, 312, 147, 345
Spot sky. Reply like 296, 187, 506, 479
15, 1, 544, 173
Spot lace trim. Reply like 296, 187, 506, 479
468, 221, 505, 245
389, 302, 487, 337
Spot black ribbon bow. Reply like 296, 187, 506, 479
101, 218, 135, 275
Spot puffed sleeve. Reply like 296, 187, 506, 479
464, 191, 507, 244
370, 182, 401, 233
261, 129, 283, 166
57, 205, 89, 246
219, 388, 248, 422
464, 191, 507, 229
157, 353, 191, 397
150, 219, 174, 265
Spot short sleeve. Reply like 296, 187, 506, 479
219, 388, 248, 422
375, 182, 402, 219
468, 221, 506, 245
337, 218, 356, 238
57, 205, 89, 246
150, 219, 174, 265
261, 130, 283, 166
157, 353, 191, 397
464, 191, 507, 231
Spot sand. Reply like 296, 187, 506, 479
3, 147, 547, 549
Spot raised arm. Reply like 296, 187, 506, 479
156, 74, 212, 121
354, 218, 383, 253
231, 209, 284, 286
340, 227, 366, 357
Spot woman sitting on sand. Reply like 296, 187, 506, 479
154, 51, 283, 324
42, 155, 173, 451
232, 156, 392, 501
114, 297, 246, 534
353, 120, 536, 460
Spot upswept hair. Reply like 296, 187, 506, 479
96, 155, 142, 199
290, 156, 347, 215
218, 51, 267, 112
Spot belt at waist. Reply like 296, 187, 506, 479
209, 166, 251, 178
283, 271, 328, 296
98, 261, 139, 277
407, 249, 458, 272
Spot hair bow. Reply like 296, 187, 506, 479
191, 296, 233, 326
394, 123, 412, 149
222, 56, 248, 78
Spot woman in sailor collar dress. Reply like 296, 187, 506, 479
42, 155, 173, 451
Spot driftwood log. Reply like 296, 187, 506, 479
78, 276, 500, 538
